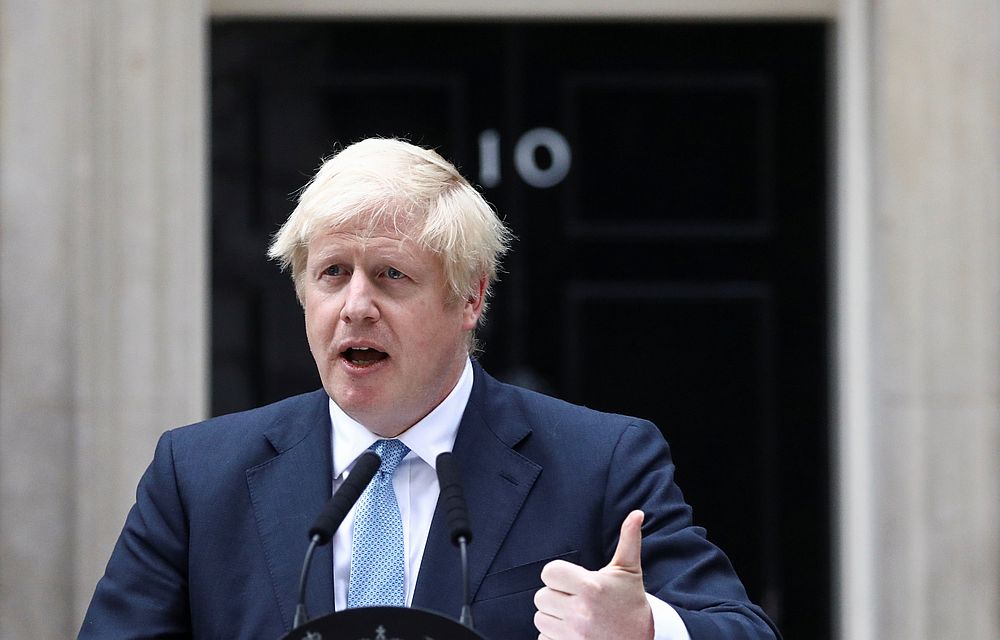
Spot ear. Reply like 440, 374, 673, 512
461, 274, 489, 330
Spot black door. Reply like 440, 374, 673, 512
212, 21, 829, 638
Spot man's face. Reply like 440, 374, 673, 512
302, 224, 484, 437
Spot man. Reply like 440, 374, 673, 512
80, 138, 780, 639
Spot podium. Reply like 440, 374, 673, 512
280, 606, 487, 640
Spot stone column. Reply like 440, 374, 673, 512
0, 1, 207, 636
0, 3, 88, 636
871, 0, 1000, 638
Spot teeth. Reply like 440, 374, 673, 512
353, 347, 370, 351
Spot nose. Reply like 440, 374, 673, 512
340, 272, 380, 324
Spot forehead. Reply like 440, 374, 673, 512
305, 222, 436, 264
313, 207, 415, 243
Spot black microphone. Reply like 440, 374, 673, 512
293, 451, 381, 629
309, 451, 381, 543
435, 452, 474, 629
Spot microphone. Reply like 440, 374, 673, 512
435, 452, 474, 629
293, 450, 381, 629
309, 451, 381, 543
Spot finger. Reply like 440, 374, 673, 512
534, 586, 575, 619
607, 509, 644, 572
540, 558, 597, 594
533, 608, 563, 638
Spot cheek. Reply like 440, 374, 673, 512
304, 300, 338, 343
412, 309, 468, 352
303, 316, 323, 355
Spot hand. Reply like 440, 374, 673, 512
533, 510, 654, 640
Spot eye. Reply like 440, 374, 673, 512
385, 267, 406, 280
323, 264, 343, 277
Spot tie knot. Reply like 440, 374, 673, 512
370, 439, 409, 476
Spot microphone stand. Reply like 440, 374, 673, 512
294, 536, 321, 629
292, 451, 381, 630
458, 535, 473, 628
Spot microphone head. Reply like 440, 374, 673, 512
308, 450, 380, 544
349, 450, 382, 485
436, 452, 472, 545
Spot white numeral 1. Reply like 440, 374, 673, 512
478, 129, 502, 188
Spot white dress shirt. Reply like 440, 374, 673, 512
328, 358, 691, 640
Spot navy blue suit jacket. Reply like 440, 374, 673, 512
80, 363, 779, 639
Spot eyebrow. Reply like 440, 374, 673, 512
308, 243, 422, 268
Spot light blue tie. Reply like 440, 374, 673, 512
347, 439, 410, 608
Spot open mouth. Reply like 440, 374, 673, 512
341, 346, 389, 367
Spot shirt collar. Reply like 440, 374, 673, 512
329, 358, 474, 479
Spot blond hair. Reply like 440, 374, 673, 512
268, 138, 512, 333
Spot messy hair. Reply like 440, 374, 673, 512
268, 138, 513, 341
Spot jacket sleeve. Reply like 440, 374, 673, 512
78, 430, 192, 639
603, 421, 782, 640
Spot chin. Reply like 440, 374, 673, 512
324, 380, 376, 410
333, 392, 381, 414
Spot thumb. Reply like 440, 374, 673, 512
606, 510, 644, 573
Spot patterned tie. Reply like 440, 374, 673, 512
347, 438, 411, 608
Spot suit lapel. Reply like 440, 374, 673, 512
413, 364, 541, 618
246, 390, 334, 631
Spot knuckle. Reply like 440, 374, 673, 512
540, 559, 564, 582
533, 609, 551, 635
533, 587, 546, 608
539, 561, 554, 582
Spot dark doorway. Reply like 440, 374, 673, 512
211, 21, 829, 638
